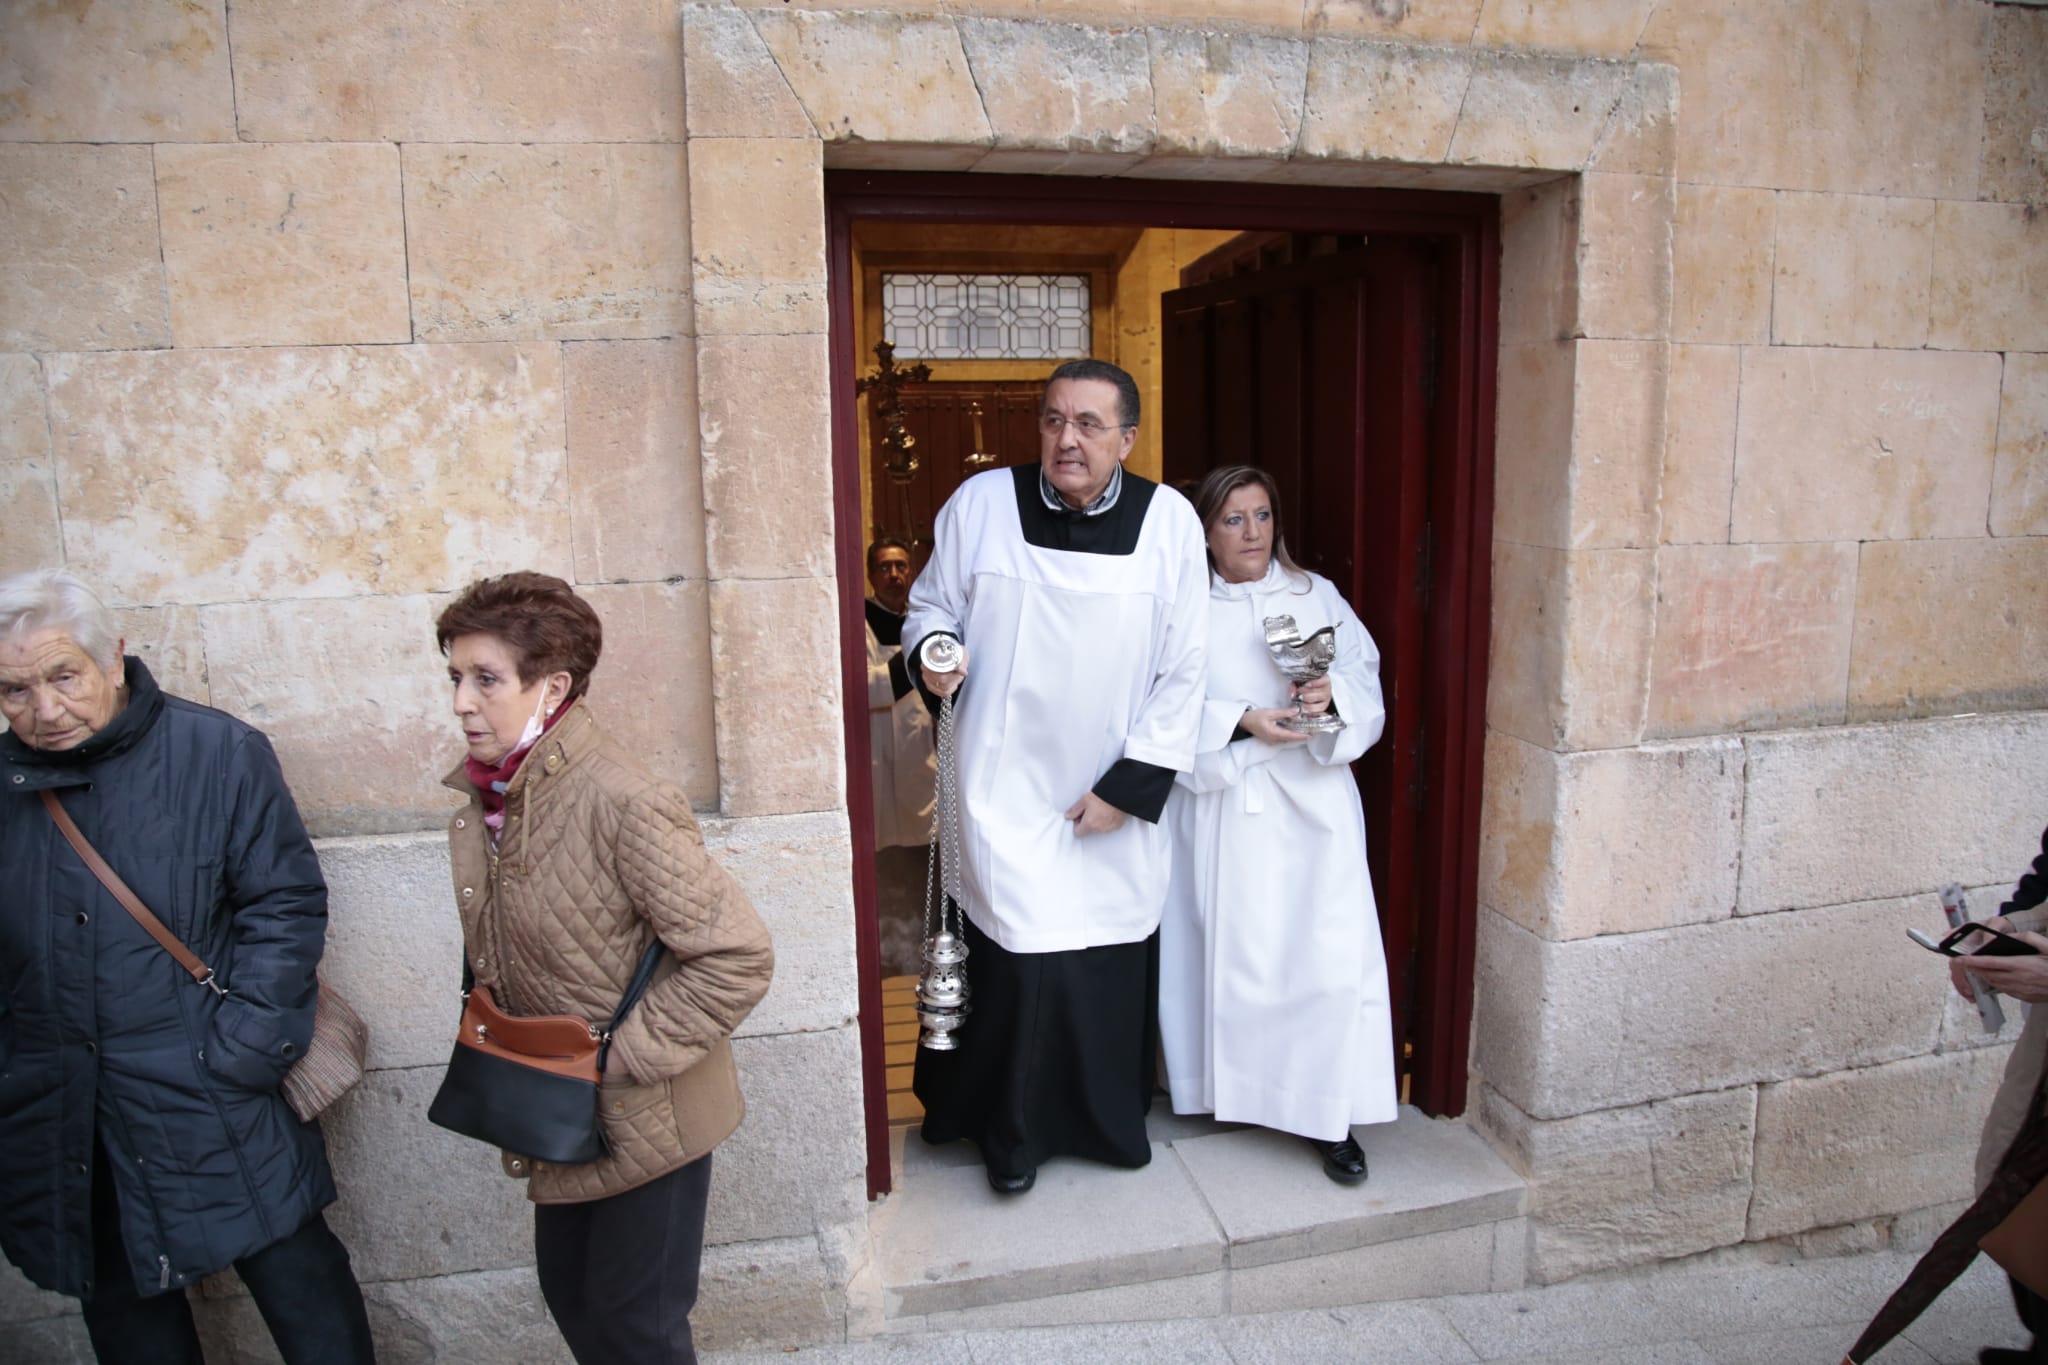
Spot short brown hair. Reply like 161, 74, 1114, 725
435, 572, 603, 699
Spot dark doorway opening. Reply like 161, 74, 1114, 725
827, 173, 1499, 1198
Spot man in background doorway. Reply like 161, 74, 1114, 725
866, 537, 937, 978
904, 358, 1208, 1195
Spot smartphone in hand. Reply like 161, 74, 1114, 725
1907, 922, 2041, 957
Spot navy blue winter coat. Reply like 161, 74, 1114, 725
0, 659, 337, 1299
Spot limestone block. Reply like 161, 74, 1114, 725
703, 811, 859, 1039
200, 595, 461, 837
1730, 346, 2002, 544
0, 1314, 89, 1363
1473, 896, 1958, 1120
231, 0, 683, 143
0, 460, 59, 576
1475, 1084, 1755, 1283
1737, 712, 2048, 914
0, 0, 234, 143
958, 20, 1154, 157
0, 354, 45, 463
0, 145, 167, 352
682, 6, 817, 140
156, 143, 410, 349
1980, 5, 2048, 205
1575, 173, 1674, 343
1770, 192, 1934, 349
404, 143, 689, 344
970, 146, 1152, 177
566, 338, 708, 584
313, 833, 466, 1070
1446, 52, 1630, 171
0, 1260, 72, 1325
1993, 353, 2048, 539
1659, 343, 1738, 546
689, 138, 828, 337
1747, 1048, 2012, 1240
696, 334, 834, 581
1485, 540, 1655, 753
1671, 184, 1773, 347
1303, 0, 1483, 45
579, 580, 718, 807
1585, 61, 1678, 177
1645, 542, 1858, 738
1123, 0, 1308, 27
1491, 340, 1575, 548
110, 603, 209, 706
709, 576, 845, 818
1848, 537, 2048, 722
1471, 0, 1659, 56
1478, 730, 1743, 941
1296, 39, 1470, 166
751, 11, 992, 151
362, 1266, 573, 1365
1227, 1221, 1497, 1313
1930, 202, 2048, 354
711, 1028, 868, 1244
320, 1067, 538, 1282
45, 343, 569, 605
1146, 30, 1309, 163
1495, 339, 1664, 551
698, 1232, 844, 1350
1498, 179, 1578, 345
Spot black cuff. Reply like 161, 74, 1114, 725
886, 651, 914, 703
907, 631, 962, 718
1092, 757, 1176, 825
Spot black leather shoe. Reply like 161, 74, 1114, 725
1310, 1135, 1368, 1185
987, 1166, 1036, 1195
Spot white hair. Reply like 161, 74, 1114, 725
0, 570, 122, 668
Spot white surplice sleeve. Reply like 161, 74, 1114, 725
1122, 497, 1208, 774
901, 490, 971, 679
1310, 581, 1385, 768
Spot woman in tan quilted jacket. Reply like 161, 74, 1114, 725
434, 572, 773, 1365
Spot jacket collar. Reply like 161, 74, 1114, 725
4, 657, 166, 791
441, 696, 600, 799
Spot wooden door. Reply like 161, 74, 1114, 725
1161, 239, 1441, 1108
869, 381, 1042, 560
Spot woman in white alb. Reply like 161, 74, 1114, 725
1160, 464, 1398, 1184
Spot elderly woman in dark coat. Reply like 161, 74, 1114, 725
0, 570, 373, 1365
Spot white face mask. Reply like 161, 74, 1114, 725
515, 682, 554, 753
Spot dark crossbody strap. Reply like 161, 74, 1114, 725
41, 788, 227, 997
461, 936, 666, 1070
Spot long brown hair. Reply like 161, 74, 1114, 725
1191, 465, 1307, 587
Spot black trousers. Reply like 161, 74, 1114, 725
533, 1153, 712, 1365
81, 1139, 374, 1365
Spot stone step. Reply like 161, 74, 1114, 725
870, 1106, 1528, 1332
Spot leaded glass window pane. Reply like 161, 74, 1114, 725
881, 273, 1092, 359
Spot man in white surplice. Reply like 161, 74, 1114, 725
864, 537, 936, 977
902, 359, 1207, 1195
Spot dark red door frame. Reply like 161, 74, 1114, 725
826, 172, 1499, 1196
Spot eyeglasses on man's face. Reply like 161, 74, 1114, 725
1039, 411, 1131, 440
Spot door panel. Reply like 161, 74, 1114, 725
870, 381, 1042, 559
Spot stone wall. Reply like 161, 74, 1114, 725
0, 0, 2044, 1353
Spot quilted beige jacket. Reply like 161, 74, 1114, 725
442, 701, 774, 1204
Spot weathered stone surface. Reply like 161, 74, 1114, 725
362, 1266, 573, 1365
320, 1066, 538, 1283
0, 1260, 72, 1326
566, 338, 708, 584
1848, 537, 2048, 722
1747, 1048, 2011, 1240
1304, 0, 1483, 45
709, 576, 845, 818
1472, 0, 1660, 57
404, 143, 689, 343
0, 144, 167, 352
1491, 340, 1574, 547
711, 1028, 867, 1244
958, 20, 1154, 156
1485, 540, 1655, 753
580, 580, 719, 808
689, 138, 827, 336
0, 459, 59, 575
1737, 712, 2048, 914
0, 0, 234, 143
314, 833, 467, 1070
1729, 346, 2002, 544
1670, 184, 1773, 346
1575, 173, 1673, 342
1646, 541, 1858, 737
1659, 343, 1738, 545
1227, 1222, 1498, 1313
752, 11, 991, 150
45, 343, 569, 605
1770, 192, 1934, 349
682, 6, 817, 140
1447, 52, 1631, 170
1585, 60, 1678, 176
1498, 178, 1577, 345
1147, 30, 1309, 163
1930, 201, 2048, 354
200, 595, 462, 837
110, 603, 209, 706
1478, 730, 1743, 941
1297, 39, 1469, 166
1494, 339, 1663, 551
698, 1232, 844, 1351
0, 1312, 89, 1363
1473, 895, 1959, 1120
1993, 352, 2048, 539
1476, 1084, 1755, 1283
156, 142, 410, 349
705, 811, 858, 1040
232, 0, 684, 142
0, 354, 46, 462
698, 333, 835, 581
1980, 4, 2048, 205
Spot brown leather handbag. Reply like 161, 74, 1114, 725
40, 790, 368, 1122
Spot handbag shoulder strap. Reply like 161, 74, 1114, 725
40, 789, 226, 997
593, 938, 668, 1072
